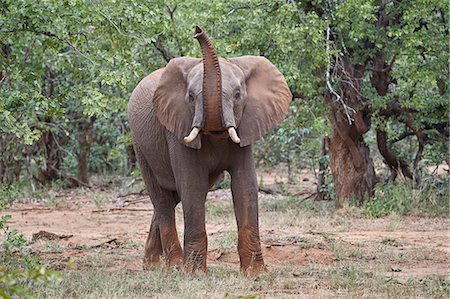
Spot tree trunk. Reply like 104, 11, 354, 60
376, 130, 413, 181
38, 129, 61, 183
76, 117, 95, 185
0, 137, 5, 183
316, 137, 329, 200
326, 59, 376, 206
0, 134, 23, 184
127, 143, 137, 171
328, 115, 376, 207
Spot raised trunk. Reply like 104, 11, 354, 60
193, 26, 223, 132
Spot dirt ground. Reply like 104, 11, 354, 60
2, 170, 449, 298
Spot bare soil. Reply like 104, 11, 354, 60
2, 170, 449, 297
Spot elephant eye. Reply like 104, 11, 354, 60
235, 91, 241, 100
188, 93, 194, 102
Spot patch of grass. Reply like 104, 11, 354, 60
260, 197, 334, 215
43, 241, 65, 253
420, 275, 450, 298
206, 202, 234, 218
209, 231, 237, 252
363, 180, 449, 218
329, 263, 376, 290
45, 190, 63, 207
33, 265, 257, 299
91, 192, 108, 208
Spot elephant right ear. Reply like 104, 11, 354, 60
153, 57, 202, 149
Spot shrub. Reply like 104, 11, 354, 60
363, 180, 449, 218
0, 213, 61, 298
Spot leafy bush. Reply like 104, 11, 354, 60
0, 214, 62, 298
363, 180, 449, 218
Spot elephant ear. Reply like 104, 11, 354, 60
229, 56, 292, 147
153, 57, 202, 149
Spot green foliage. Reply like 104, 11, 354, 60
0, 214, 62, 298
0, 0, 447, 204
0, 202, 61, 297
363, 179, 449, 218
0, 265, 61, 299
0, 181, 30, 203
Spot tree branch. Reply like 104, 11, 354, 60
326, 27, 355, 124
227, 2, 268, 16
151, 39, 176, 63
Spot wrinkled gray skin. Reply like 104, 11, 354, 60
128, 56, 291, 275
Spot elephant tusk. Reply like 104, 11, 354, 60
228, 127, 241, 144
184, 127, 200, 143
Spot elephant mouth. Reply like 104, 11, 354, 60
184, 127, 241, 143
206, 130, 228, 138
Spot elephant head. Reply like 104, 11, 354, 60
153, 26, 292, 149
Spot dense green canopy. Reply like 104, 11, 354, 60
0, 0, 448, 198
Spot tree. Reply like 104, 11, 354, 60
0, 0, 168, 186
0, 0, 447, 206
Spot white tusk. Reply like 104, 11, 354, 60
184, 127, 200, 143
228, 127, 241, 144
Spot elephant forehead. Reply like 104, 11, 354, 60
220, 64, 245, 85
187, 61, 244, 93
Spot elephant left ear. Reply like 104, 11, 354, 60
228, 56, 292, 147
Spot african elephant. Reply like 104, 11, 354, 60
128, 26, 291, 275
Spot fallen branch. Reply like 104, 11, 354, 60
258, 187, 275, 194
117, 189, 147, 198
119, 198, 150, 207
32, 231, 73, 242
90, 238, 120, 249
92, 208, 153, 213
8, 207, 53, 212
49, 165, 93, 188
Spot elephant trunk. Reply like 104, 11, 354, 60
193, 26, 224, 132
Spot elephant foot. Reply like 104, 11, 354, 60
183, 250, 207, 274
143, 254, 162, 270
237, 227, 265, 276
240, 256, 267, 276
162, 246, 183, 268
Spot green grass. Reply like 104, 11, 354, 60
31, 258, 450, 299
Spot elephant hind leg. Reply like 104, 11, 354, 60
136, 149, 182, 269
143, 205, 183, 269
144, 203, 183, 269
143, 213, 163, 269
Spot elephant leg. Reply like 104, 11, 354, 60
146, 192, 183, 269
144, 212, 163, 268
136, 150, 182, 269
181, 191, 208, 273
166, 135, 209, 273
230, 163, 265, 275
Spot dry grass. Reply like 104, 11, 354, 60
3, 179, 449, 298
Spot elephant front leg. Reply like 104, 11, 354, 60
181, 192, 208, 273
231, 169, 265, 276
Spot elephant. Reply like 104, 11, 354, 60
128, 26, 291, 275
